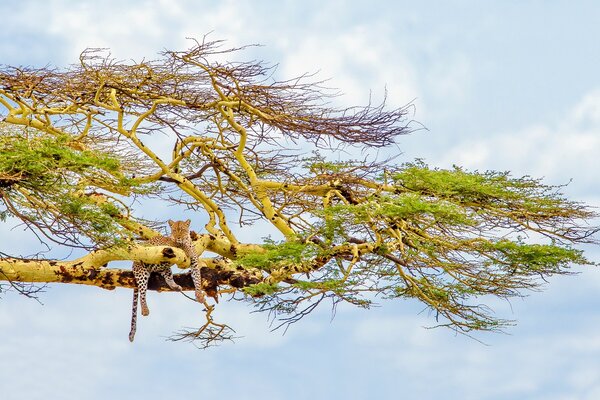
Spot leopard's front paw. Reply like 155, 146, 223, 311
195, 290, 206, 303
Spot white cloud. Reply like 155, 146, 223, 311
2, 0, 251, 63
0, 287, 133, 400
438, 88, 600, 201
348, 306, 600, 399
572, 89, 600, 128
278, 24, 418, 109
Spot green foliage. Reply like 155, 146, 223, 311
242, 282, 280, 296
56, 195, 117, 233
296, 160, 598, 332
293, 279, 344, 291
0, 129, 122, 190
302, 151, 359, 175
236, 238, 320, 271
391, 161, 566, 210
488, 240, 589, 272
99, 201, 121, 217
318, 193, 474, 241
0, 125, 141, 247
314, 161, 591, 244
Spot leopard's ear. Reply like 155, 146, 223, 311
167, 219, 175, 228
184, 219, 191, 226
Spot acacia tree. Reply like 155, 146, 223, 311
0, 39, 597, 346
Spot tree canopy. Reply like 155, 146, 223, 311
0, 39, 597, 346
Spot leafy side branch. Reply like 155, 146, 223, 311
0, 39, 597, 343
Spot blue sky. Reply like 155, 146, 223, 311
1, 1, 600, 399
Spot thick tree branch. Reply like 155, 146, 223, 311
0, 256, 262, 294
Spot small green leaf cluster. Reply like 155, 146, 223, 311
236, 238, 320, 271
302, 152, 359, 175
293, 279, 344, 291
242, 282, 280, 296
55, 194, 121, 235
488, 240, 589, 273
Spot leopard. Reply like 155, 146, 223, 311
128, 219, 206, 342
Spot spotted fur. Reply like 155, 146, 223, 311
128, 219, 206, 342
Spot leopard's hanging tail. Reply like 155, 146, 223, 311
129, 287, 139, 342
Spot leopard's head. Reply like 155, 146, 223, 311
168, 219, 191, 245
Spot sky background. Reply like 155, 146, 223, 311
1, 1, 600, 399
